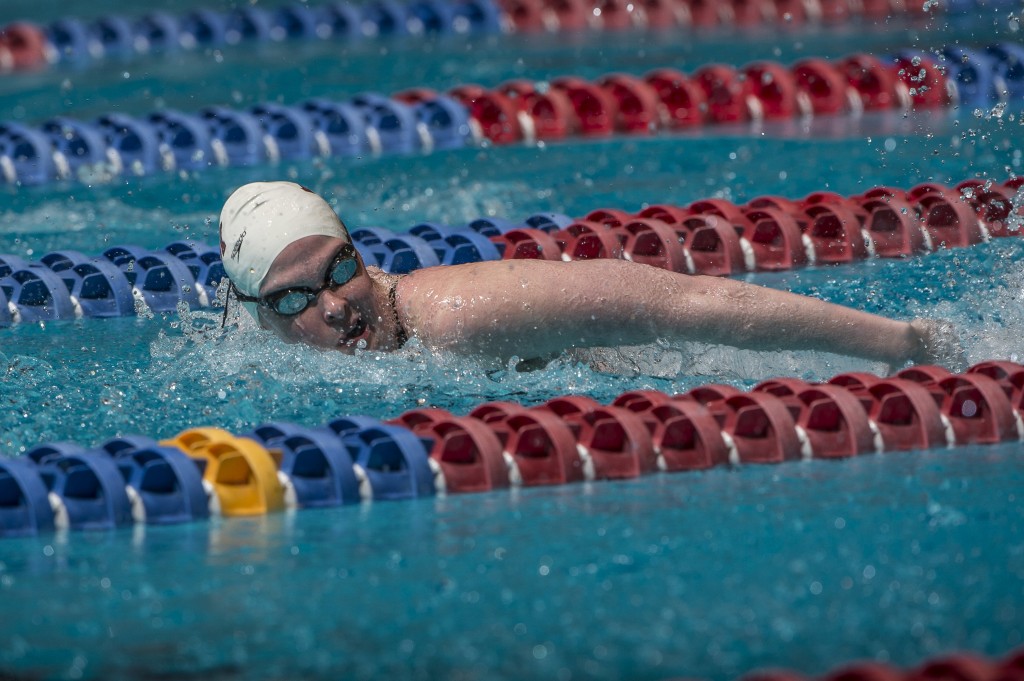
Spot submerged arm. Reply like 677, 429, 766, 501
398, 259, 927, 364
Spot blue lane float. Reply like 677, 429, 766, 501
41, 248, 98, 270
408, 222, 508, 261
200, 107, 267, 167
0, 242, 215, 326
941, 46, 1003, 108
0, 255, 30, 277
95, 113, 162, 176
33, 451, 134, 531
434, 229, 504, 264
300, 99, 370, 157
0, 122, 57, 185
40, 117, 109, 176
92, 14, 136, 57
164, 241, 225, 301
0, 265, 79, 322
223, 7, 275, 45
524, 212, 574, 232
327, 416, 436, 501
178, 9, 229, 48
133, 12, 181, 53
98, 435, 160, 457
54, 259, 137, 318
272, 4, 320, 41
250, 103, 320, 160
351, 93, 422, 154
45, 17, 92, 64
126, 252, 204, 312
248, 423, 361, 509
414, 95, 473, 150
359, 0, 412, 37
0, 457, 55, 537
0, 289, 10, 326
316, 2, 364, 39
148, 110, 215, 171
986, 43, 1024, 101
0, 225, 491, 325
349, 227, 444, 273
115, 446, 210, 525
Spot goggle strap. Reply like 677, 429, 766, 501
221, 281, 239, 329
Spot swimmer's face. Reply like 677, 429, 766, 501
256, 235, 386, 353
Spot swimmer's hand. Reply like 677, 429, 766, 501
910, 318, 967, 371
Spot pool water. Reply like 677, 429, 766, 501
1, 2, 1023, 680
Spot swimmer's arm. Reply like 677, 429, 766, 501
398, 259, 926, 364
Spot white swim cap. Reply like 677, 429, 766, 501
219, 181, 350, 317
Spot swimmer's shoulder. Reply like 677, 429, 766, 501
366, 265, 403, 289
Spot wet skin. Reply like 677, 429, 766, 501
256, 235, 402, 353
253, 236, 947, 368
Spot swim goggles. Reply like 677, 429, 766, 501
232, 244, 359, 316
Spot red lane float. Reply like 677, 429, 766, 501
0, 22, 49, 71
644, 68, 708, 128
636, 0, 691, 28
792, 58, 854, 115
585, 207, 634, 227
756, 381, 877, 458
393, 408, 510, 493
682, 213, 747, 276
496, 228, 564, 260
802, 201, 870, 264
453, 49, 973, 147
596, 73, 664, 133
696, 391, 804, 464
489, 177, 1019, 276
859, 195, 927, 257
740, 648, 1024, 681
556, 219, 626, 261
741, 206, 809, 271
963, 184, 1023, 238
968, 360, 1024, 404
908, 653, 1000, 681
615, 394, 732, 470
542, 396, 658, 479
865, 379, 949, 452
743, 61, 804, 120
551, 77, 619, 136
636, 203, 692, 224
891, 53, 952, 108
937, 374, 1020, 445
619, 218, 690, 273
446, 359, 1022, 486
692, 64, 755, 123
821, 662, 905, 681
469, 402, 585, 486
499, 79, 577, 140
449, 85, 523, 144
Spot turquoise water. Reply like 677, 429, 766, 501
1, 447, 1021, 681
1, 3, 1024, 680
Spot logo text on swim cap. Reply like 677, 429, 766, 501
230, 229, 247, 260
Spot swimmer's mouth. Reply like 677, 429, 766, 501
340, 318, 367, 346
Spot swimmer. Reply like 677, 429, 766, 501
219, 181, 961, 369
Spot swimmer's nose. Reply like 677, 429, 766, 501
319, 289, 351, 325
